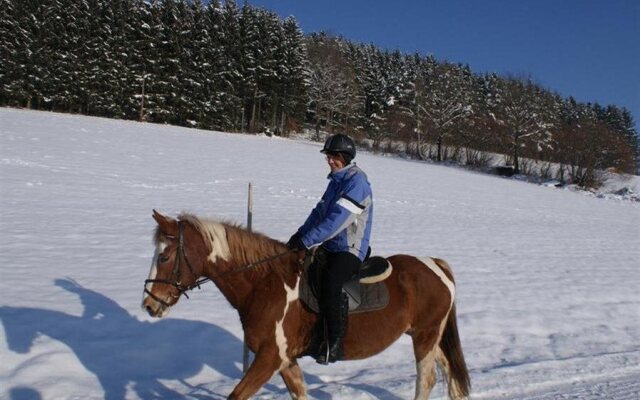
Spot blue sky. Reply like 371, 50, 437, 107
247, 0, 639, 123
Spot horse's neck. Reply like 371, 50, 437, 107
206, 225, 296, 311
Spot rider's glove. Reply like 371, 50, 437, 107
286, 232, 307, 251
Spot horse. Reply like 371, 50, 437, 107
142, 210, 470, 400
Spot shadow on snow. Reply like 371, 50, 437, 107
0, 278, 403, 399
1, 278, 250, 399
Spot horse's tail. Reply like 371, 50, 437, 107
432, 259, 470, 399
438, 301, 470, 399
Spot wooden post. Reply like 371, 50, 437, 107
247, 182, 253, 232
243, 182, 253, 374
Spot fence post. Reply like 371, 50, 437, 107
242, 182, 253, 374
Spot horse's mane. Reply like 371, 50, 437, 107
177, 213, 290, 275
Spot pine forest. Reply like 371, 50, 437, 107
1, 0, 638, 186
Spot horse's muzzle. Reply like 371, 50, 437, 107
142, 297, 167, 318
145, 304, 158, 317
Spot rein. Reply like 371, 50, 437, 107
145, 222, 300, 307
194, 248, 300, 286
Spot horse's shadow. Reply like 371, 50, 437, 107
1, 278, 403, 399
0, 278, 252, 399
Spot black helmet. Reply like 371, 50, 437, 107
320, 134, 356, 160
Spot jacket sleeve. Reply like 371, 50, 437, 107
296, 184, 330, 235
300, 174, 369, 248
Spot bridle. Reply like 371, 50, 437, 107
144, 222, 201, 308
144, 221, 300, 308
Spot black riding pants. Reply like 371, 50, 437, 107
320, 250, 360, 339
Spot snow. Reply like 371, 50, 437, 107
1, 107, 639, 399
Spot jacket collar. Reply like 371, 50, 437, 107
328, 163, 356, 181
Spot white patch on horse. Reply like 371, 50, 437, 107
275, 276, 300, 368
415, 346, 438, 400
420, 257, 455, 304
415, 318, 449, 400
142, 241, 167, 305
202, 221, 231, 262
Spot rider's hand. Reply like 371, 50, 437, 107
286, 233, 306, 250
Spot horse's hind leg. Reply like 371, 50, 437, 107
411, 329, 440, 400
279, 360, 307, 399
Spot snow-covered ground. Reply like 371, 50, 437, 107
1, 108, 639, 400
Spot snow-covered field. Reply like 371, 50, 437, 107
1, 108, 639, 400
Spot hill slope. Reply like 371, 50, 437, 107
1, 108, 639, 399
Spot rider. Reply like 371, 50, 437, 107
287, 133, 373, 364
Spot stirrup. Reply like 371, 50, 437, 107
316, 341, 330, 365
316, 338, 343, 364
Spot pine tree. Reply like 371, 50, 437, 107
15, 0, 50, 109
98, 0, 134, 117
142, 0, 179, 124
354, 44, 390, 145
112, 0, 147, 119
69, 0, 93, 114
127, 0, 155, 121
275, 16, 307, 135
171, 0, 199, 125
182, 0, 211, 127
219, 0, 243, 130
0, 0, 28, 106
199, 0, 230, 129
257, 9, 285, 133
239, 3, 280, 132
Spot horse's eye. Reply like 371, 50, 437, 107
158, 255, 170, 264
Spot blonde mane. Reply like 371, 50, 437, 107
178, 213, 289, 274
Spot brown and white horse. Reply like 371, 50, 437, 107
142, 210, 470, 400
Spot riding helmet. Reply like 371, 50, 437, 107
321, 134, 356, 162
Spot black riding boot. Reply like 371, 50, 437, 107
317, 292, 349, 364
316, 251, 360, 364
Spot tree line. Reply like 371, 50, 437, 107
1, 0, 638, 185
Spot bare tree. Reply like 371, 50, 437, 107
396, 55, 434, 160
553, 107, 636, 186
419, 62, 475, 161
487, 77, 557, 174
306, 34, 359, 139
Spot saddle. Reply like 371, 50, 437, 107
299, 249, 392, 314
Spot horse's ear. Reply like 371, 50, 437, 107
152, 209, 177, 237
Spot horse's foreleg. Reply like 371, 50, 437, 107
279, 360, 307, 400
228, 347, 281, 400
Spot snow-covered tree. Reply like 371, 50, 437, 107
217, 0, 244, 130
238, 3, 261, 132
306, 34, 359, 139
273, 16, 307, 136
0, 0, 634, 173
0, 0, 30, 106
193, 0, 229, 129
601, 106, 639, 171
486, 77, 557, 173
353, 44, 392, 145
455, 73, 498, 166
418, 61, 475, 161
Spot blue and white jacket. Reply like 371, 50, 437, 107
297, 164, 373, 261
